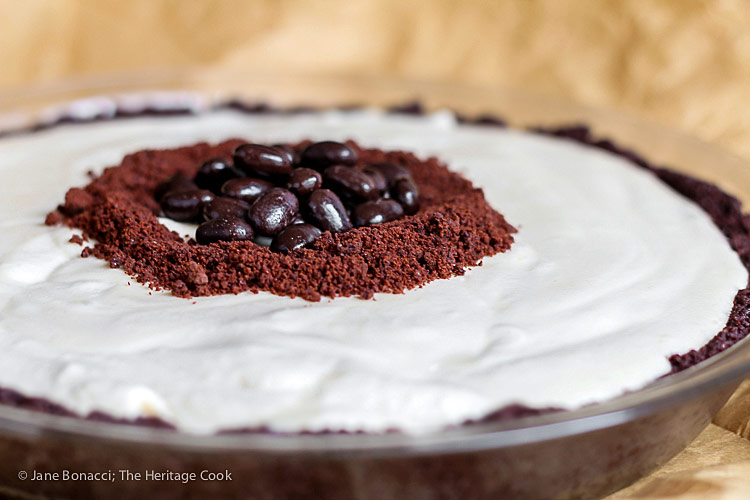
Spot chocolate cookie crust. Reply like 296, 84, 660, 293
47, 140, 516, 301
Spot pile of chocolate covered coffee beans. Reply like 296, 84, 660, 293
156, 141, 420, 252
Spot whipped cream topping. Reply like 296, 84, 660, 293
0, 108, 745, 434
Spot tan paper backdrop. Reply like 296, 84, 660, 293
3, 0, 750, 162
2, 0, 750, 498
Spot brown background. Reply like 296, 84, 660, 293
2, 0, 750, 497
3, 0, 750, 163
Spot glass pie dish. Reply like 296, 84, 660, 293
1, 71, 750, 500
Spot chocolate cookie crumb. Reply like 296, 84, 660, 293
60, 187, 94, 215
45, 210, 64, 226
48, 140, 515, 301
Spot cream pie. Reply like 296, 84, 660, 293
0, 100, 747, 435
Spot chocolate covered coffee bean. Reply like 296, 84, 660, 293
234, 144, 293, 177
323, 165, 378, 201
305, 189, 352, 233
353, 199, 404, 227
221, 178, 273, 204
194, 158, 240, 193
161, 189, 215, 222
196, 217, 254, 245
369, 162, 412, 186
301, 141, 358, 170
202, 197, 251, 221
393, 178, 420, 215
357, 165, 388, 193
270, 223, 322, 253
248, 187, 299, 236
286, 168, 322, 197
